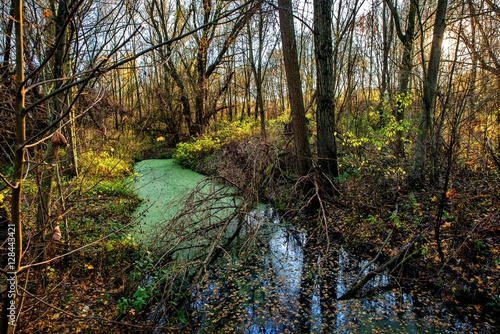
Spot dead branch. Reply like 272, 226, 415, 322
338, 227, 429, 300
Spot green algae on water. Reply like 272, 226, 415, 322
131, 159, 205, 242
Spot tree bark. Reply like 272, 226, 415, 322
412, 0, 448, 183
36, 0, 73, 247
193, 0, 256, 134
385, 0, 417, 157
247, 9, 267, 139
314, 0, 339, 179
4, 0, 26, 331
278, 0, 312, 176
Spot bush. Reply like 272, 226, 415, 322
173, 136, 221, 169
210, 119, 257, 141
172, 119, 260, 169
116, 285, 150, 316
79, 150, 132, 178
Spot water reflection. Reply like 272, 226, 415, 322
192, 207, 474, 333
131, 161, 478, 332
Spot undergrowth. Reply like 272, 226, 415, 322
16, 132, 146, 333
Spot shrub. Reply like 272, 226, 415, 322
173, 136, 221, 169
79, 150, 132, 178
116, 285, 149, 315
172, 119, 260, 169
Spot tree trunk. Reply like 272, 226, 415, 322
412, 0, 448, 183
195, 33, 208, 134
385, 0, 418, 157
3, 0, 26, 331
65, 107, 79, 177
247, 10, 267, 139
278, 0, 312, 176
314, 0, 339, 179
36, 0, 72, 245
380, 1, 392, 101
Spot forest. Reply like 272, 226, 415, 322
0, 0, 499, 332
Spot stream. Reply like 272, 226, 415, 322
132, 159, 475, 333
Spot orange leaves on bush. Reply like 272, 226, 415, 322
446, 189, 457, 199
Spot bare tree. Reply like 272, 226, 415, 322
385, 0, 418, 157
277, 0, 312, 176
314, 0, 339, 179
246, 4, 272, 139
412, 0, 449, 183
191, 0, 257, 133
2, 0, 25, 330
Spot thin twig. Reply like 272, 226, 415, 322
356, 228, 394, 281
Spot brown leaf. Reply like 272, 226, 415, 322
52, 225, 62, 241
51, 131, 68, 147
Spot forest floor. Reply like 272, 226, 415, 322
332, 161, 500, 332
16, 181, 144, 333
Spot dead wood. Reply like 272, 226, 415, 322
338, 228, 428, 300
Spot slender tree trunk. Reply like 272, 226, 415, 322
3, 0, 26, 331
192, 1, 255, 134
387, 0, 417, 157
194, 0, 211, 134
163, 59, 194, 136
256, 14, 267, 139
278, 0, 312, 176
195, 39, 207, 133
314, 0, 339, 179
412, 0, 448, 183
247, 11, 267, 139
65, 105, 79, 177
380, 2, 391, 100
36, 0, 71, 247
